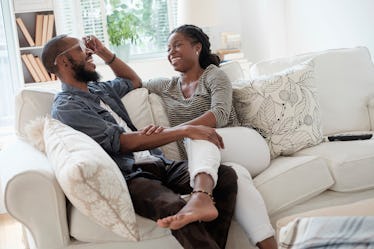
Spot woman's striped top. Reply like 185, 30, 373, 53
143, 64, 240, 159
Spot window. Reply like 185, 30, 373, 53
55, 0, 177, 61
0, 0, 21, 127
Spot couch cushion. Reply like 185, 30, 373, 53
40, 117, 139, 241
295, 138, 374, 192
69, 205, 250, 248
121, 88, 155, 130
253, 155, 334, 215
148, 93, 181, 161
69, 206, 170, 242
15, 86, 60, 138
249, 47, 374, 136
233, 62, 323, 158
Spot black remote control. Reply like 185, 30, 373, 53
327, 134, 373, 141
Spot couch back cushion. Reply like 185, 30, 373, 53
250, 47, 374, 135
15, 86, 60, 138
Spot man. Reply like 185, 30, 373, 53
41, 34, 237, 249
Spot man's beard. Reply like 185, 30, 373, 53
69, 58, 101, 83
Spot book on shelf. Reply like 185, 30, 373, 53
16, 17, 35, 47
41, 14, 49, 45
26, 54, 46, 82
35, 56, 52, 81
223, 52, 244, 61
21, 53, 54, 83
216, 49, 244, 61
46, 14, 54, 42
35, 14, 44, 46
21, 54, 40, 82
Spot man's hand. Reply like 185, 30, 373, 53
140, 124, 165, 135
83, 35, 105, 54
185, 125, 224, 149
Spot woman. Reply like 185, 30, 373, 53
142, 25, 278, 249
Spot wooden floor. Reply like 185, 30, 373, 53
0, 213, 27, 249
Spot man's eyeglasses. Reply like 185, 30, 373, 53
53, 40, 87, 65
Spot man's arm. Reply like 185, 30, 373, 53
120, 125, 224, 153
83, 35, 142, 88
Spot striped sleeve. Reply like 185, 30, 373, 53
142, 77, 171, 95
204, 66, 233, 127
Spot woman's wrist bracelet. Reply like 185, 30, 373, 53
105, 53, 116, 65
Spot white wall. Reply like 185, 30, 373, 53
283, 0, 374, 58
222, 0, 374, 62
212, 0, 286, 63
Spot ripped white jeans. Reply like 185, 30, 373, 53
184, 127, 275, 245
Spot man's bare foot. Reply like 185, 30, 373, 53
157, 191, 218, 230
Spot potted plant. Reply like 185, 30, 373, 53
106, 2, 140, 60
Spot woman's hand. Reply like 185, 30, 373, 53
140, 124, 165, 135
185, 125, 224, 149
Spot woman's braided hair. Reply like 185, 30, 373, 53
169, 24, 220, 69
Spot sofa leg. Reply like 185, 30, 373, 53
21, 225, 30, 249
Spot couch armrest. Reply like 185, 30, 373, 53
0, 139, 70, 249
367, 97, 374, 130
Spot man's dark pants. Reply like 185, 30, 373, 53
126, 160, 238, 249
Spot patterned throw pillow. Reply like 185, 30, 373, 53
28, 117, 139, 241
233, 61, 323, 158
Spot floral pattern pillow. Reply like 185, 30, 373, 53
233, 61, 323, 158
42, 117, 139, 241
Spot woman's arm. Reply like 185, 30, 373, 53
178, 111, 217, 127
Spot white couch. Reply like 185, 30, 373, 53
2, 46, 374, 249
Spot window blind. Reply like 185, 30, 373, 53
55, 0, 178, 60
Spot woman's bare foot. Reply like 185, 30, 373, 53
257, 236, 278, 249
157, 191, 218, 230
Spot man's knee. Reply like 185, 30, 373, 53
216, 165, 238, 192
128, 177, 186, 218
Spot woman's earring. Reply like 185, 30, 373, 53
196, 51, 199, 55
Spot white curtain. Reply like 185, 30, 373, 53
0, 0, 19, 127
0, 1, 14, 126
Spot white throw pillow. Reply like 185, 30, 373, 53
27, 117, 139, 241
121, 88, 155, 130
233, 61, 323, 158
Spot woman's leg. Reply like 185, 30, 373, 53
216, 127, 271, 177
156, 139, 221, 229
225, 162, 277, 249
127, 175, 220, 249
160, 160, 238, 249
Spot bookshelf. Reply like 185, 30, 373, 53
13, 0, 57, 84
